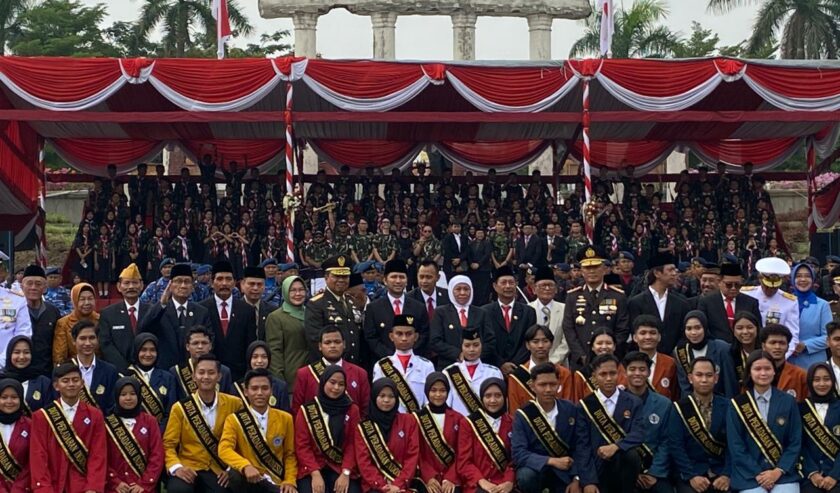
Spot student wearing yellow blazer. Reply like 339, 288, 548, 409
220, 368, 298, 493
163, 353, 244, 493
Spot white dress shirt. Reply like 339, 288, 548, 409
121, 417, 137, 432
490, 415, 502, 433
252, 408, 269, 438
422, 291, 437, 311
61, 399, 79, 423
831, 359, 840, 394
0, 423, 14, 445
596, 389, 618, 417
125, 300, 140, 316
647, 353, 658, 384
78, 356, 97, 389
387, 293, 406, 314
199, 393, 219, 430
172, 299, 188, 319
545, 403, 559, 424
816, 403, 829, 424
215, 295, 232, 320
537, 300, 552, 325
431, 411, 445, 431
648, 287, 668, 320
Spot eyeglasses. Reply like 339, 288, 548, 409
723, 282, 742, 289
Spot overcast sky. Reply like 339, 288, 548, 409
86, 0, 761, 59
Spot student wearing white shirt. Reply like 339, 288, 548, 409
372, 314, 435, 413
444, 328, 503, 417
0, 379, 31, 493
105, 377, 165, 493
801, 362, 840, 493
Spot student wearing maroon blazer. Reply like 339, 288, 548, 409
291, 325, 370, 418
0, 379, 31, 493
415, 373, 464, 493
105, 377, 164, 493
457, 378, 515, 493
354, 378, 420, 493
295, 365, 362, 493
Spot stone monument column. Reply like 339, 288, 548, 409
527, 14, 553, 60
371, 11, 398, 59
292, 12, 319, 57
451, 11, 477, 60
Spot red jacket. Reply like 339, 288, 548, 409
354, 413, 419, 493
294, 402, 360, 478
105, 412, 164, 493
457, 414, 514, 493
0, 417, 30, 493
30, 401, 107, 493
417, 409, 463, 486
291, 362, 371, 418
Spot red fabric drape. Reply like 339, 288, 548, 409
597, 59, 719, 96
51, 138, 161, 167
438, 140, 548, 166
304, 60, 441, 98
571, 140, 673, 167
311, 139, 418, 167
150, 59, 279, 103
0, 121, 40, 211
0, 57, 121, 103
180, 139, 283, 168
446, 64, 575, 107
746, 63, 840, 98
693, 138, 800, 166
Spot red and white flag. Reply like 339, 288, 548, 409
597, 0, 614, 57
212, 0, 232, 59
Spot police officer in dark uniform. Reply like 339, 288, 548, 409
829, 266, 840, 321
303, 255, 363, 365
561, 245, 630, 370
822, 256, 840, 301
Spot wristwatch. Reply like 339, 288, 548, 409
342, 469, 351, 477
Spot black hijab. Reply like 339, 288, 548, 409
480, 377, 508, 419
113, 376, 143, 419
424, 372, 450, 414
369, 378, 399, 441
132, 333, 159, 372
684, 310, 709, 351
317, 365, 352, 444
2, 336, 40, 383
0, 379, 23, 425
808, 362, 840, 404
246, 341, 271, 372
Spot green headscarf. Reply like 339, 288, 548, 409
281, 275, 305, 321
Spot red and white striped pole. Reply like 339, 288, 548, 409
36, 142, 48, 267
807, 139, 816, 238
284, 81, 296, 263
582, 78, 594, 244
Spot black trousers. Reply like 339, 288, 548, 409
515, 466, 568, 493
298, 468, 361, 493
636, 478, 674, 493
228, 470, 281, 493
675, 478, 731, 493
597, 448, 644, 493
167, 470, 230, 493
802, 482, 840, 493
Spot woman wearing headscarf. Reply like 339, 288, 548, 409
234, 341, 290, 412
730, 311, 762, 389
1, 335, 53, 413
431, 275, 492, 369
295, 365, 361, 493
415, 373, 464, 493
801, 362, 840, 492
355, 378, 420, 493
457, 378, 514, 493
52, 282, 99, 364
571, 328, 628, 401
105, 377, 165, 493
0, 379, 31, 493
726, 351, 801, 493
127, 333, 177, 431
790, 263, 834, 370
265, 276, 308, 391
675, 310, 739, 398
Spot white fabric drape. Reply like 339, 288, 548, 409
446, 72, 579, 113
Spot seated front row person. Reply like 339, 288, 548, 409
800, 362, 840, 493
415, 372, 465, 493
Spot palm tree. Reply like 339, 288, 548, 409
708, 0, 840, 59
0, 0, 31, 55
138, 0, 253, 57
569, 0, 680, 58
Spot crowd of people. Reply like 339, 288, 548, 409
0, 162, 839, 493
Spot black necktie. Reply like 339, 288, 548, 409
178, 306, 186, 327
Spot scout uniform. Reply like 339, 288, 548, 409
444, 329, 503, 417
304, 255, 363, 365
371, 315, 435, 413
742, 257, 800, 358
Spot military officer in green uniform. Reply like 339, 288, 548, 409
561, 245, 630, 370
332, 220, 354, 258
412, 226, 442, 263
351, 218, 376, 264
830, 266, 840, 321
565, 220, 589, 263
303, 230, 330, 268
303, 255, 363, 365
489, 219, 514, 269
372, 218, 397, 263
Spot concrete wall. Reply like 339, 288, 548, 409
46, 191, 87, 225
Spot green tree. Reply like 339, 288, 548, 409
7, 0, 118, 56
106, 20, 162, 57
570, 0, 680, 58
0, 0, 31, 55
138, 0, 254, 58
672, 22, 720, 57
227, 30, 292, 58
708, 0, 840, 59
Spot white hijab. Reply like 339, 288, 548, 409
447, 275, 473, 308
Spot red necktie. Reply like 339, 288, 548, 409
128, 306, 137, 333
459, 308, 468, 327
466, 363, 478, 378
427, 297, 435, 321
393, 299, 401, 316
220, 301, 229, 336
397, 354, 411, 371
502, 305, 511, 332
725, 299, 735, 328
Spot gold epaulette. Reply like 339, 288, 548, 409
781, 291, 797, 301
605, 284, 624, 293
567, 286, 583, 293
310, 293, 324, 301
740, 285, 758, 292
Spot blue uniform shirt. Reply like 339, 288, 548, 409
44, 286, 72, 316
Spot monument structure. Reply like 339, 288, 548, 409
258, 0, 592, 60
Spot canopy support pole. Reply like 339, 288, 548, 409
284, 81, 296, 263
808, 139, 816, 239
582, 79, 593, 244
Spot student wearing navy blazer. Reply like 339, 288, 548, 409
675, 311, 740, 398
127, 333, 178, 430
511, 363, 580, 492
800, 362, 840, 493
1, 335, 55, 413
575, 354, 648, 492
71, 320, 119, 412
726, 351, 801, 493
668, 357, 732, 493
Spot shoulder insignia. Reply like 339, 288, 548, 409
831, 300, 837, 305
416, 355, 432, 364
606, 284, 624, 293
310, 293, 324, 301
781, 291, 797, 301
567, 286, 583, 294
740, 285, 758, 292
484, 364, 501, 372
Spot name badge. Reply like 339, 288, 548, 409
113, 325, 126, 330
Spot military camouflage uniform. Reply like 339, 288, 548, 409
333, 234, 354, 258
191, 281, 212, 302
414, 237, 442, 261
490, 232, 513, 266
139, 277, 169, 304
304, 241, 330, 267
373, 233, 398, 260
566, 236, 589, 263
352, 233, 376, 262
44, 286, 72, 316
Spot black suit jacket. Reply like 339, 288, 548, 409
430, 304, 495, 369
99, 300, 148, 371
407, 287, 450, 308
30, 303, 60, 377
441, 233, 469, 277
696, 291, 762, 343
252, 301, 278, 341
627, 289, 690, 354
199, 297, 257, 381
363, 295, 430, 360
515, 235, 547, 268
545, 235, 567, 265
481, 301, 537, 366
137, 300, 211, 370
467, 239, 493, 272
